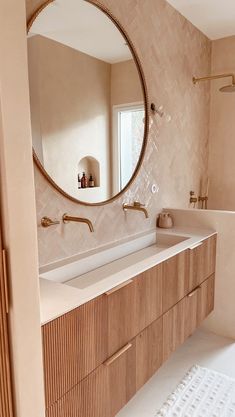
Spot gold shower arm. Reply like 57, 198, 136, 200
193, 73, 235, 85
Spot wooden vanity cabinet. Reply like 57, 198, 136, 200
197, 274, 215, 324
136, 317, 163, 390
42, 295, 108, 409
43, 235, 216, 417
106, 263, 162, 356
163, 298, 185, 361
162, 250, 188, 313
163, 274, 215, 360
188, 235, 216, 293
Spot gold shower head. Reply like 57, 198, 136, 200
193, 73, 235, 93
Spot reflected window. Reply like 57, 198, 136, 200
113, 103, 144, 192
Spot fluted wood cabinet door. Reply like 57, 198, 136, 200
163, 298, 185, 362
188, 235, 216, 293
184, 286, 200, 339
0, 225, 13, 417
106, 280, 137, 357
135, 264, 163, 334
136, 317, 163, 390
42, 294, 108, 409
197, 275, 215, 325
162, 251, 188, 313
46, 364, 109, 417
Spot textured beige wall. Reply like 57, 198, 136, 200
0, 1, 45, 416
28, 35, 111, 202
27, 0, 211, 267
111, 59, 143, 106
208, 36, 235, 211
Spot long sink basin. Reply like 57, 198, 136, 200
40, 230, 189, 285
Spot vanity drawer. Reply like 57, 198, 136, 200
197, 274, 215, 325
162, 250, 188, 313
106, 279, 137, 357
163, 298, 185, 361
136, 316, 163, 390
42, 295, 108, 409
184, 286, 200, 339
107, 264, 163, 356
187, 235, 216, 293
46, 341, 136, 417
135, 264, 163, 333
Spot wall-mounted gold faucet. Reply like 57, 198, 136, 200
123, 202, 149, 218
62, 214, 94, 232
41, 217, 60, 228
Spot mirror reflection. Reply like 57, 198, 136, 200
28, 0, 146, 204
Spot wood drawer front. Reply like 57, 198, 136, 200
46, 341, 136, 417
184, 286, 201, 339
162, 250, 188, 313
197, 274, 215, 325
163, 298, 185, 362
107, 279, 136, 357
135, 264, 163, 334
46, 364, 109, 417
136, 317, 163, 390
188, 235, 216, 293
42, 295, 108, 409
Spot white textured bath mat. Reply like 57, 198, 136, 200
156, 365, 235, 417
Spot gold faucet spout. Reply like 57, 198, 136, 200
123, 202, 149, 219
62, 214, 94, 232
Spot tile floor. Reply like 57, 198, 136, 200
117, 327, 235, 417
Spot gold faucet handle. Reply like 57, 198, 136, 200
133, 201, 145, 207
41, 217, 60, 228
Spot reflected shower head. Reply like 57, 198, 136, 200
219, 84, 235, 93
193, 73, 235, 93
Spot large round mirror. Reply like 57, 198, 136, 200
27, 0, 149, 205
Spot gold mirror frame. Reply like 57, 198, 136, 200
27, 0, 149, 206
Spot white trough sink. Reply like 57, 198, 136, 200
39, 230, 189, 285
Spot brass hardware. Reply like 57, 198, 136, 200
188, 287, 200, 298
104, 343, 132, 366
193, 73, 235, 86
189, 242, 203, 251
105, 279, 133, 296
123, 201, 149, 218
62, 214, 94, 232
189, 191, 198, 204
28, 0, 150, 208
2, 250, 9, 314
198, 196, 208, 209
41, 217, 60, 228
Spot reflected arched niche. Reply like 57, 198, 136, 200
78, 156, 100, 187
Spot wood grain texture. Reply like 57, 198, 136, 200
46, 364, 109, 417
47, 340, 137, 417
163, 298, 185, 362
0, 233, 13, 417
42, 294, 108, 409
136, 317, 163, 390
108, 339, 136, 417
162, 251, 188, 313
135, 264, 163, 333
198, 274, 215, 325
188, 235, 216, 292
184, 286, 200, 339
107, 279, 136, 357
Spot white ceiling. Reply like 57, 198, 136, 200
29, 0, 132, 64
167, 0, 235, 40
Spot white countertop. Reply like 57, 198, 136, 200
39, 226, 216, 325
